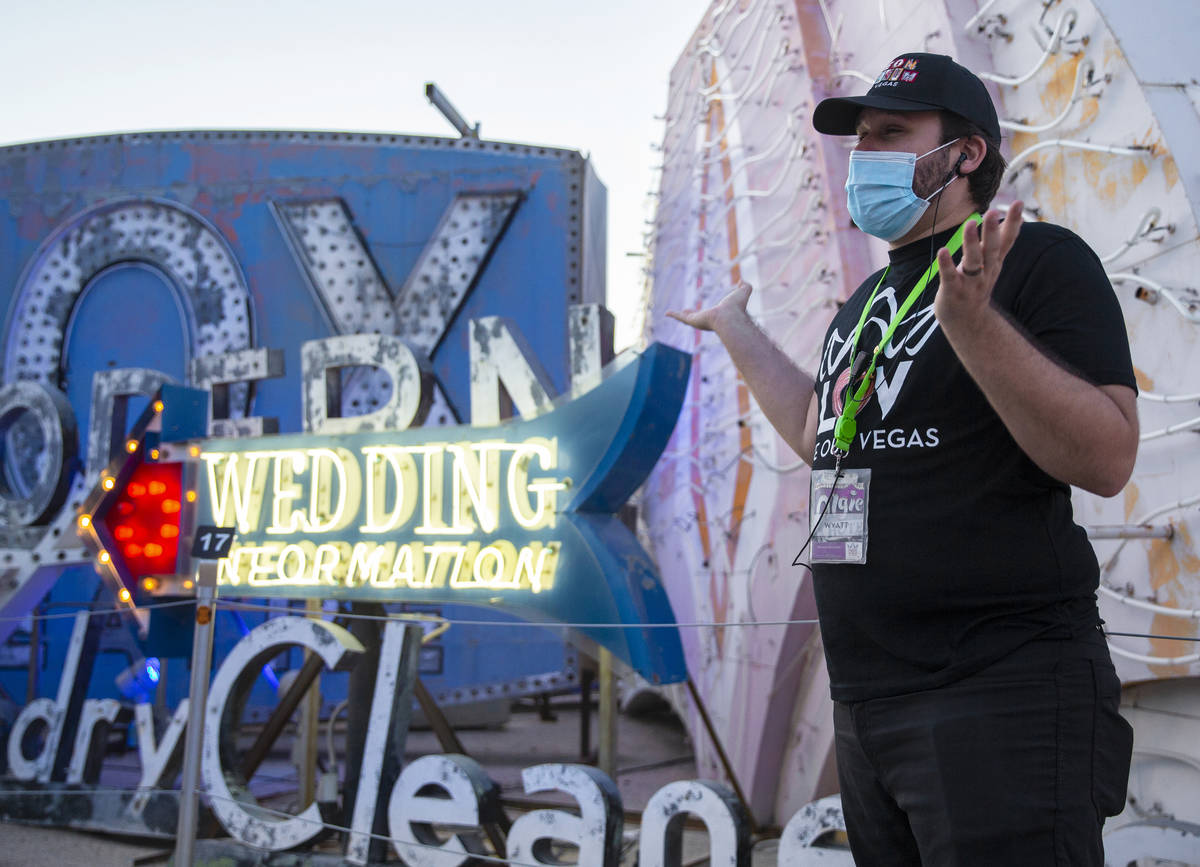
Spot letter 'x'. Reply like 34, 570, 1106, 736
274, 194, 522, 421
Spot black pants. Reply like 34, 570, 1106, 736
834, 632, 1133, 866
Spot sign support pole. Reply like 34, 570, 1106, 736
175, 562, 218, 866
598, 647, 617, 779
299, 598, 322, 807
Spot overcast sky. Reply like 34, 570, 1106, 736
0, 0, 705, 348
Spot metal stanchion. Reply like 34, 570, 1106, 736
175, 562, 218, 866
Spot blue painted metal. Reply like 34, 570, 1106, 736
0, 129, 613, 716
159, 385, 208, 442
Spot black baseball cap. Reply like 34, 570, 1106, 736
813, 53, 1001, 143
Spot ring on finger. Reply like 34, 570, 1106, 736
962, 265, 983, 276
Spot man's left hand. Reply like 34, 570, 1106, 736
934, 200, 1024, 330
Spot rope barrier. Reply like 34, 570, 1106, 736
4, 597, 1200, 646
0, 598, 196, 623
218, 599, 821, 630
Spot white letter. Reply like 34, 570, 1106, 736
202, 617, 363, 850
388, 754, 501, 866
639, 780, 751, 867
506, 764, 623, 867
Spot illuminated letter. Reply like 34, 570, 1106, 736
307, 447, 362, 533
448, 442, 501, 533
507, 438, 566, 530
202, 451, 271, 533
312, 542, 350, 585
424, 544, 469, 588
389, 543, 425, 588
218, 545, 246, 586
346, 542, 395, 587
202, 617, 363, 851
245, 544, 283, 586
276, 542, 316, 584
361, 447, 418, 533
415, 446, 453, 534
267, 451, 309, 534
388, 754, 502, 866
468, 540, 517, 589
638, 781, 751, 867
506, 764, 623, 867
514, 542, 561, 593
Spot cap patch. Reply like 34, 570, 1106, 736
876, 57, 918, 88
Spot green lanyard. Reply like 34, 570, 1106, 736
833, 213, 982, 455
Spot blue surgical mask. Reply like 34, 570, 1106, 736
845, 140, 958, 241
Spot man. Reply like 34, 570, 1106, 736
669, 54, 1136, 865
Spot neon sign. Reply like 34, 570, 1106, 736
202, 438, 567, 592
190, 341, 692, 683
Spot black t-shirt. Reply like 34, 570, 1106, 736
810, 220, 1137, 702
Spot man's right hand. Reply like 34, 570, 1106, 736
666, 281, 753, 333
663, 280, 818, 464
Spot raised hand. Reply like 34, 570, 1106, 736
666, 281, 753, 333
934, 200, 1024, 331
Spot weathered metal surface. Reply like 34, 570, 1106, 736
1102, 817, 1200, 866
0, 381, 76, 525
0, 780, 179, 839
127, 699, 189, 817
300, 334, 433, 434
345, 621, 422, 865
65, 698, 131, 784
506, 763, 624, 867
201, 616, 363, 851
87, 367, 174, 475
1, 198, 253, 389
645, 0, 849, 825
6, 611, 103, 782
192, 347, 286, 437
777, 794, 852, 864
392, 193, 524, 354
468, 316, 556, 426
568, 303, 616, 397
387, 753, 504, 865
638, 779, 751, 867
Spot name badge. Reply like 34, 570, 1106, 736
809, 468, 871, 564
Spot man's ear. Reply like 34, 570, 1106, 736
959, 134, 989, 175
